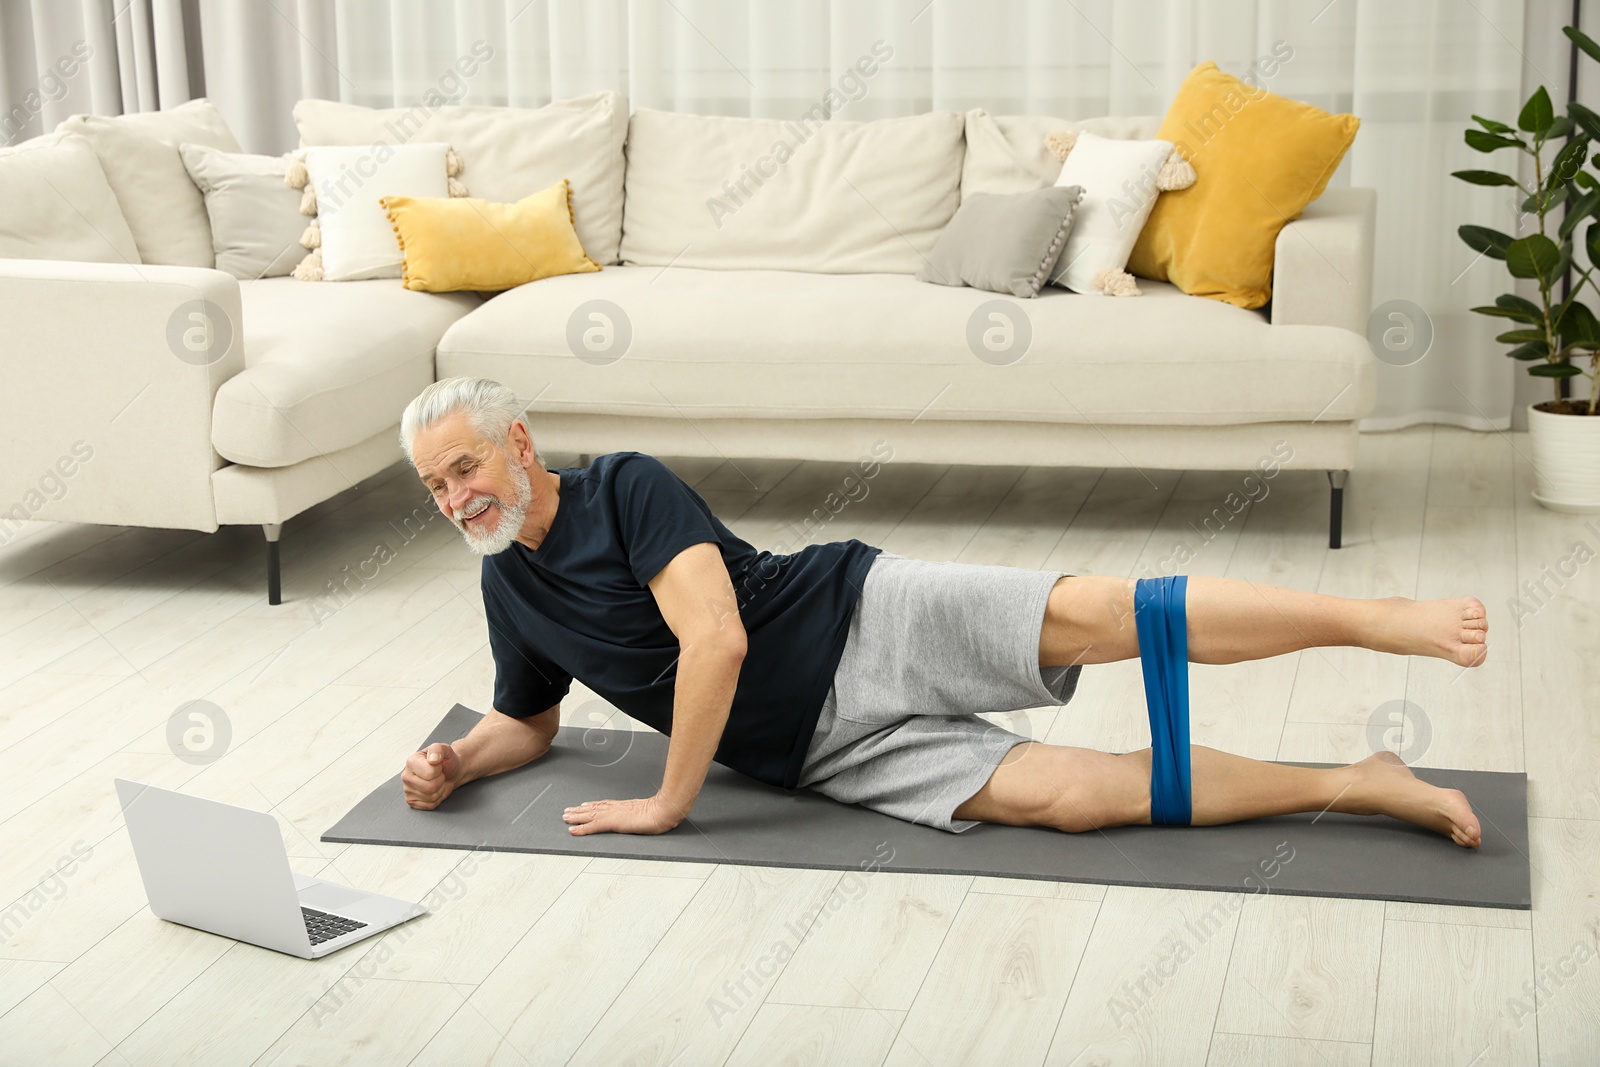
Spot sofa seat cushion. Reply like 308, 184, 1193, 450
213, 279, 480, 467
435, 267, 1373, 427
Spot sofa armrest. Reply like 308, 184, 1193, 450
0, 259, 244, 535
1270, 187, 1376, 335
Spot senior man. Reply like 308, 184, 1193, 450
399, 377, 1485, 847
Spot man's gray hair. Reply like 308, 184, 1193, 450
399, 377, 537, 463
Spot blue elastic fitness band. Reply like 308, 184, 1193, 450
1134, 575, 1193, 826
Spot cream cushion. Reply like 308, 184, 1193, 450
962, 109, 1162, 197
211, 279, 480, 467
437, 266, 1373, 426
56, 99, 241, 267
292, 92, 628, 265
0, 132, 141, 263
303, 143, 449, 281
1051, 132, 1177, 293
620, 109, 965, 274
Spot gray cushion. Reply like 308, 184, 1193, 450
179, 143, 305, 280
917, 186, 1084, 298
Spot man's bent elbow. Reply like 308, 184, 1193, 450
718, 632, 748, 667
685, 628, 747, 665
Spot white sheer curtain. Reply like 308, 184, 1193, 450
2, 0, 1562, 430
0, 0, 203, 136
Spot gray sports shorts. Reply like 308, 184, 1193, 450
797, 553, 1083, 833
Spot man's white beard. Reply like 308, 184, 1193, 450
453, 461, 534, 556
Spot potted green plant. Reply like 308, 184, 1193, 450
1454, 24, 1600, 512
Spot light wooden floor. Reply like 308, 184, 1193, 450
1, 425, 1596, 1066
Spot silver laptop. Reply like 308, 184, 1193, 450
115, 778, 427, 959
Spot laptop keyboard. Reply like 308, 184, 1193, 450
302, 907, 367, 945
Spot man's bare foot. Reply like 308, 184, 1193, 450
1340, 752, 1482, 848
1369, 595, 1488, 667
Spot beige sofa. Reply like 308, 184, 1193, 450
0, 94, 1374, 603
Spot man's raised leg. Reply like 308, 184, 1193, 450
1038, 576, 1488, 668
952, 741, 1483, 848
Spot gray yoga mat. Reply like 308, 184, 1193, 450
323, 704, 1531, 910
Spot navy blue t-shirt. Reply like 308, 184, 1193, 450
480, 452, 881, 789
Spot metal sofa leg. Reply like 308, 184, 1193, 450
264, 523, 283, 605
1326, 470, 1348, 549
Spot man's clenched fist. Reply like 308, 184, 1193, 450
403, 742, 463, 810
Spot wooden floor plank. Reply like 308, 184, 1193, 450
1206, 1032, 1371, 1067
565, 865, 842, 1067
410, 871, 703, 1067
725, 1002, 904, 1067
1526, 816, 1600, 1065
765, 871, 972, 1011
0, 957, 64, 1016
251, 976, 468, 1067
1212, 894, 1385, 1043
0, 978, 118, 1066
890, 892, 1099, 1067
1370, 918, 1537, 1066
1044, 886, 1241, 1066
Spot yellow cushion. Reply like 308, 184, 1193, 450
381, 180, 600, 293
1126, 61, 1359, 309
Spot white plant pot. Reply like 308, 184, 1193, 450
1528, 400, 1600, 513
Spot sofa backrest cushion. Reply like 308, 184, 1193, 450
0, 132, 142, 264
620, 108, 965, 274
962, 109, 1161, 198
57, 98, 242, 267
293, 91, 628, 266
